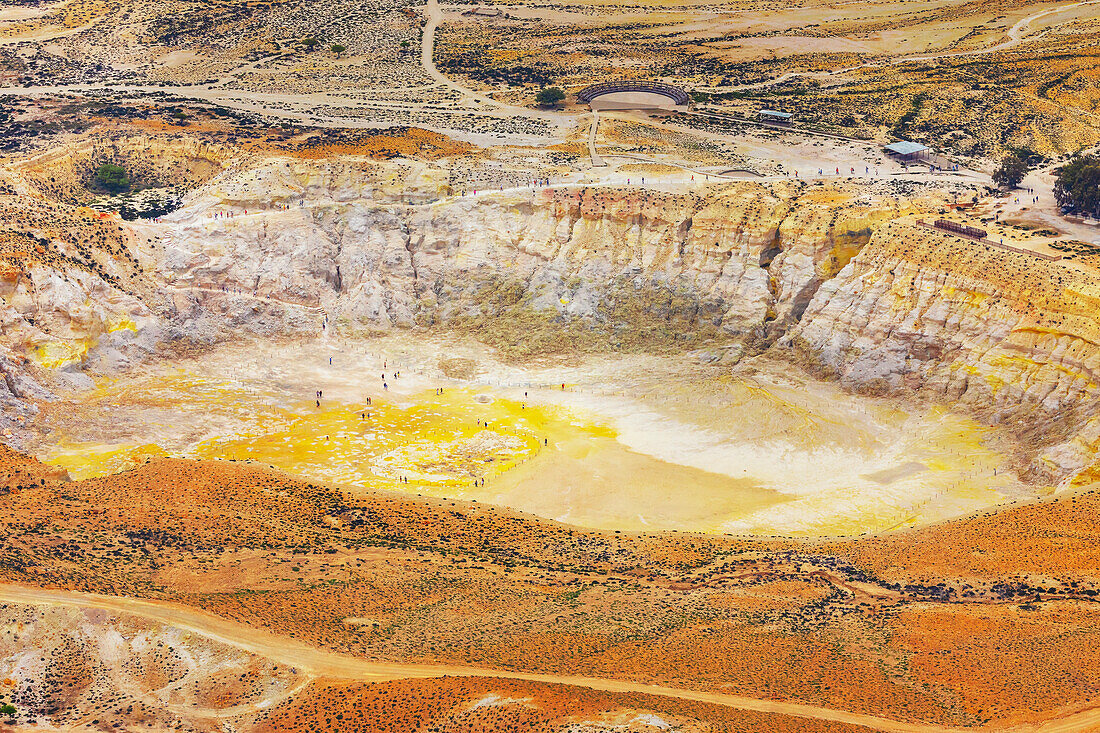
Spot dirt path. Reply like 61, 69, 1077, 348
588, 111, 605, 167
421, 0, 492, 107
162, 284, 324, 313
995, 143, 1100, 245
420, 0, 567, 125
2, 583, 1097, 733
701, 0, 1100, 94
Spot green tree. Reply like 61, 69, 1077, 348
535, 86, 565, 108
1055, 155, 1100, 216
0, 704, 16, 717
330, 43, 346, 57
992, 153, 1028, 189
94, 163, 130, 193
302, 37, 319, 51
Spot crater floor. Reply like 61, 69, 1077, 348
32, 333, 1025, 536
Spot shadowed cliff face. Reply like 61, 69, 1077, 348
1, 153, 1097, 483
789, 220, 1100, 482
140, 161, 916, 350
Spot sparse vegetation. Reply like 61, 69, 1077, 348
3, 1, 1100, 731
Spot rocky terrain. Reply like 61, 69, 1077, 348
2, 132, 1096, 491
2, 0, 1100, 729
792, 220, 1100, 482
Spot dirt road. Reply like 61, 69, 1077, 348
3, 583, 1099, 733
700, 0, 1100, 94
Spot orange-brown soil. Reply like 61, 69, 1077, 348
0, 199, 142, 285
831, 492, 1100, 584
4, 446, 1100, 728
285, 128, 477, 161
256, 676, 875, 733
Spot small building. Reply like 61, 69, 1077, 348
759, 109, 793, 124
884, 141, 929, 161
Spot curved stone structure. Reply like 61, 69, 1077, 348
576, 80, 690, 106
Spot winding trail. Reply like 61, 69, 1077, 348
2, 583, 1099, 733
420, 0, 496, 109
420, 0, 567, 124
700, 0, 1100, 93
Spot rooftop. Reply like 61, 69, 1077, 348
885, 141, 930, 155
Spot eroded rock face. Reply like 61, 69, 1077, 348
789, 220, 1100, 481
144, 159, 922, 344
3, 153, 1099, 482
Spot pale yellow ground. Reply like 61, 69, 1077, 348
34, 334, 1027, 537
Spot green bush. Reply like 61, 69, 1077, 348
536, 86, 565, 107
94, 163, 130, 193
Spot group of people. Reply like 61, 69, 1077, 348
468, 177, 555, 197
312, 350, 564, 491
815, 166, 880, 177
